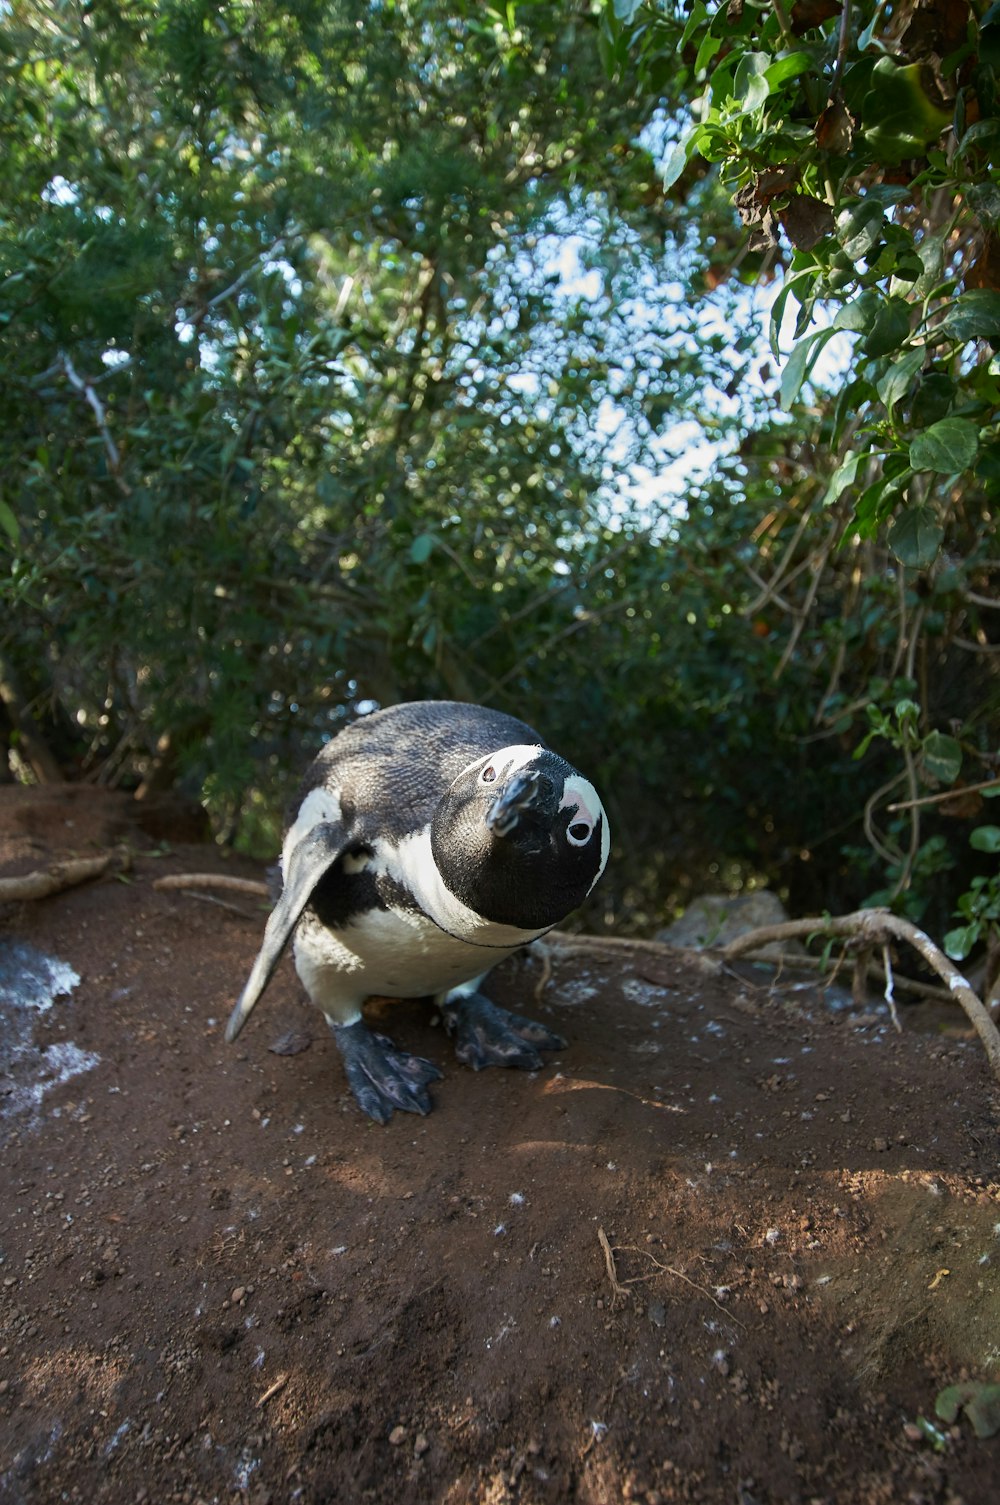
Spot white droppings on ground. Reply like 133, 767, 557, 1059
0, 941, 99, 1128
621, 978, 672, 1009
552, 975, 600, 1007
485, 1315, 517, 1350
103, 1419, 132, 1456
232, 1451, 260, 1491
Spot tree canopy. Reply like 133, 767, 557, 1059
1, 0, 997, 961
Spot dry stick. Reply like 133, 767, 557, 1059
0, 850, 129, 903
621, 1247, 748, 1330
598, 1231, 747, 1329
152, 874, 269, 898
597, 1227, 630, 1310
255, 1373, 289, 1409
722, 910, 1000, 1083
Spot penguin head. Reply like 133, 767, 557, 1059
431, 744, 610, 929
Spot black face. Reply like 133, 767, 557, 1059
431, 748, 609, 930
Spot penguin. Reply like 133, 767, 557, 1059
225, 700, 610, 1122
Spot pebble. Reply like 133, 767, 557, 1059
388, 1425, 407, 1446
414, 1433, 430, 1456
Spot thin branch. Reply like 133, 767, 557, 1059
62, 354, 131, 493
888, 776, 1000, 812
863, 770, 908, 865
882, 942, 901, 1032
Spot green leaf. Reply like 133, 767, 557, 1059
0, 500, 18, 544
679, 0, 707, 51
943, 925, 978, 960
780, 326, 839, 409
612, 0, 644, 20
970, 825, 1000, 853
765, 52, 812, 91
410, 533, 436, 564
661, 124, 699, 190
909, 417, 979, 473
862, 297, 911, 358
876, 348, 924, 413
935, 1383, 1000, 1440
922, 731, 962, 784
862, 58, 952, 164
834, 289, 881, 332
836, 200, 885, 260
937, 290, 1000, 342
910, 371, 956, 428
889, 507, 943, 567
821, 451, 865, 507
731, 52, 771, 113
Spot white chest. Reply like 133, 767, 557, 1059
293, 906, 522, 1023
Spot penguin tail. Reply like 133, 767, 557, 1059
224, 820, 349, 1044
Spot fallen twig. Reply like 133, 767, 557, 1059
598, 1230, 747, 1329
722, 909, 1000, 1084
620, 1246, 747, 1329
597, 1226, 630, 1310
256, 1372, 289, 1409
0, 849, 130, 903
152, 873, 269, 898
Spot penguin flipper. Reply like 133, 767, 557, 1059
225, 821, 349, 1044
438, 989, 566, 1072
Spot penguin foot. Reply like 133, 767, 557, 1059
439, 992, 566, 1073
331, 1019, 442, 1124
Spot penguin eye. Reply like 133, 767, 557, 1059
481, 765, 497, 784
567, 819, 594, 847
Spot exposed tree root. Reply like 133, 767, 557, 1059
0, 849, 131, 903
721, 909, 1000, 1084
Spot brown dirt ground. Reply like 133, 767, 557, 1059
1, 785, 998, 1505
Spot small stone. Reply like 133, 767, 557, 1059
231, 1286, 246, 1304
414, 1433, 430, 1457
389, 1425, 407, 1447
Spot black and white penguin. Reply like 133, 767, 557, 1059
225, 700, 610, 1122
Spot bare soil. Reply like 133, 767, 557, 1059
1, 785, 998, 1505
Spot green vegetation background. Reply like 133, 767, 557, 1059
2, 0, 997, 960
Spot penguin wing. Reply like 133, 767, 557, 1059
224, 820, 350, 1043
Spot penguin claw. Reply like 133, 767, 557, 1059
331, 1020, 442, 1123
440, 992, 566, 1073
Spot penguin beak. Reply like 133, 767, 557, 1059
486, 769, 544, 838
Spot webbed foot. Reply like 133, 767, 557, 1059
331, 1019, 442, 1124
439, 991, 566, 1072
